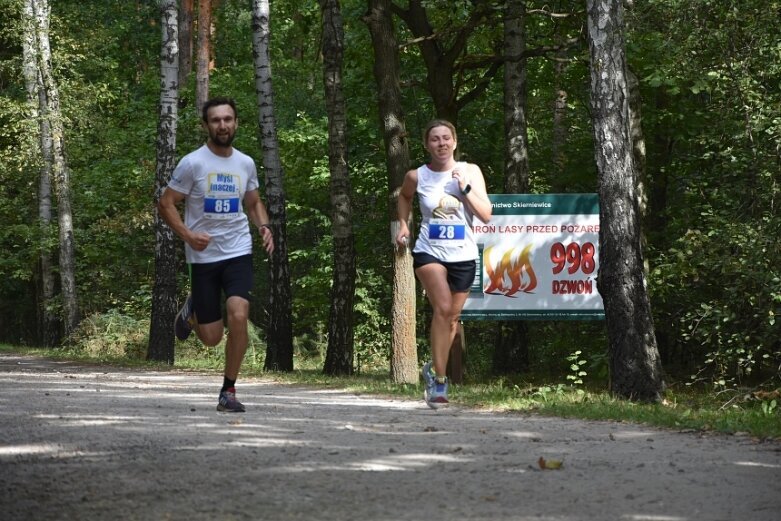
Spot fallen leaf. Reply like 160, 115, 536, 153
538, 456, 563, 470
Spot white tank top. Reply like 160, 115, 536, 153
412, 163, 478, 262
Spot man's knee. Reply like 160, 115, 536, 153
226, 298, 249, 326
227, 303, 249, 321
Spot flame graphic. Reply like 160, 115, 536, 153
483, 244, 537, 296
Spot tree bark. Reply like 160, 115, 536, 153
148, 0, 180, 364
586, 0, 664, 402
503, 0, 530, 195
495, 0, 531, 375
626, 66, 650, 275
22, 0, 58, 346
195, 0, 211, 115
551, 15, 569, 188
31, 0, 80, 337
178, 0, 194, 95
320, 0, 356, 376
251, 0, 294, 371
365, 0, 418, 384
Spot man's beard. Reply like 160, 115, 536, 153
210, 130, 235, 147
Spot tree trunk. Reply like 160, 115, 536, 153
395, 0, 454, 122
365, 0, 418, 384
195, 0, 211, 115
503, 0, 530, 194
493, 322, 529, 374
494, 0, 531, 375
178, 0, 194, 95
22, 0, 58, 346
251, 0, 294, 372
32, 0, 80, 337
393, 0, 500, 127
586, 0, 664, 402
626, 66, 649, 275
551, 16, 568, 189
320, 0, 356, 376
148, 0, 180, 364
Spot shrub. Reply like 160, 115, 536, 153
67, 310, 148, 360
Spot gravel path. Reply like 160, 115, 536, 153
1, 353, 779, 521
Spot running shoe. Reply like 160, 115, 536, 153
422, 361, 448, 409
427, 378, 449, 409
174, 294, 194, 341
217, 387, 245, 412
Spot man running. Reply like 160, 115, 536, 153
158, 97, 274, 412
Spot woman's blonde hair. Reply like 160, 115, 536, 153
422, 119, 457, 143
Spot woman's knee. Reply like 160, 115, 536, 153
431, 304, 459, 325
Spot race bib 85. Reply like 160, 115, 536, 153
204, 173, 240, 220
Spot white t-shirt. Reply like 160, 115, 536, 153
412, 162, 478, 262
165, 145, 260, 264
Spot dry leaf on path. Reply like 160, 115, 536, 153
538, 456, 563, 470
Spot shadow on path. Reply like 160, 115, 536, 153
1, 354, 779, 521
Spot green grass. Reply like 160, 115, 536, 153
2, 343, 779, 440
264, 371, 781, 440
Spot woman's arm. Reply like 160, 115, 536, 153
395, 169, 418, 247
454, 163, 492, 223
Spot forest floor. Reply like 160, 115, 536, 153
1, 353, 780, 521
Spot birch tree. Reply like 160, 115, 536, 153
30, 0, 79, 336
251, 0, 294, 371
627, 66, 650, 276
623, 3, 649, 271
586, 0, 664, 402
22, 0, 58, 346
365, 0, 418, 384
148, 0, 180, 364
319, 0, 356, 375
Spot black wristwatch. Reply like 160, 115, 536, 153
461, 184, 472, 196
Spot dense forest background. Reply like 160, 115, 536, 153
0, 0, 778, 390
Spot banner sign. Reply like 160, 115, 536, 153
461, 194, 604, 320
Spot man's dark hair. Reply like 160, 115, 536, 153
201, 97, 237, 122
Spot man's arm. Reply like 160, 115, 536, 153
244, 189, 274, 254
157, 188, 211, 251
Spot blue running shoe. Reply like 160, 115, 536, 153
427, 378, 449, 409
421, 361, 435, 401
422, 361, 448, 409
174, 294, 194, 341
217, 387, 245, 412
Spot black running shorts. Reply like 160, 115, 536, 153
412, 251, 476, 293
190, 254, 253, 324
